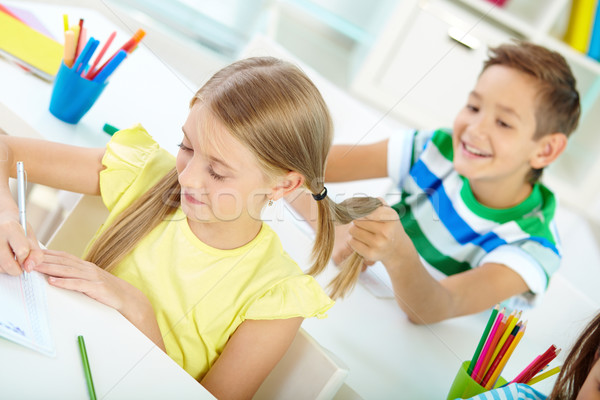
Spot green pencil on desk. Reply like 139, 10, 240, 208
78, 335, 97, 400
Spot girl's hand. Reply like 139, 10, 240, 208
34, 249, 136, 312
35, 249, 166, 350
347, 201, 408, 267
0, 204, 43, 275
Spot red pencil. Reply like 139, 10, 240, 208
478, 313, 509, 382
86, 31, 116, 79
472, 308, 506, 382
73, 18, 84, 59
87, 29, 145, 80
481, 324, 519, 387
511, 345, 558, 383
519, 347, 560, 384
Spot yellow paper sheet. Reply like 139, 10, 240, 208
0, 11, 63, 80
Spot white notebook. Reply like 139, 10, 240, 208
0, 270, 55, 356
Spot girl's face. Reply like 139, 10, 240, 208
576, 356, 600, 400
176, 103, 273, 226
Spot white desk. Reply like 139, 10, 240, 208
0, 3, 212, 398
0, 282, 212, 399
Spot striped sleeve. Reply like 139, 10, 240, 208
459, 383, 547, 400
387, 129, 437, 188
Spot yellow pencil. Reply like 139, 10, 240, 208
485, 321, 527, 389
490, 310, 519, 365
63, 14, 69, 32
527, 365, 561, 385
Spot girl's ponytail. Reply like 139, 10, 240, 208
307, 190, 382, 299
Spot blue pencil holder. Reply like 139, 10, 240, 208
49, 62, 108, 124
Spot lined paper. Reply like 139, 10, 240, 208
0, 271, 55, 356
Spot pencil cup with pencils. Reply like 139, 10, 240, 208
446, 360, 507, 399
447, 304, 561, 399
49, 61, 107, 124
48, 15, 145, 124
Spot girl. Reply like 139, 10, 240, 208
0, 57, 378, 398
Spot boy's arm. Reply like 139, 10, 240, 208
201, 317, 303, 399
349, 205, 529, 324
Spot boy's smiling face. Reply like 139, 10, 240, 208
452, 65, 544, 202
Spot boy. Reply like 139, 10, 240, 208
289, 41, 580, 324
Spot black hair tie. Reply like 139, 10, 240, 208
312, 187, 327, 201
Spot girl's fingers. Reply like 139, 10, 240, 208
0, 242, 23, 276
47, 276, 91, 293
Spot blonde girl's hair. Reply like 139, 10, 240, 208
86, 56, 381, 298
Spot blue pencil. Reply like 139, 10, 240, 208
73, 37, 99, 75
92, 49, 127, 83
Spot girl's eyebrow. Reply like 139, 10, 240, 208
180, 126, 235, 172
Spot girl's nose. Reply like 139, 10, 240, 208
178, 157, 204, 189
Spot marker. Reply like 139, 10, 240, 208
92, 50, 127, 83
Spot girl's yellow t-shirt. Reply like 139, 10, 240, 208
87, 125, 334, 380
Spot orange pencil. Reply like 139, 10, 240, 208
486, 321, 527, 389
472, 308, 505, 382
478, 313, 509, 382
63, 30, 76, 68
481, 323, 519, 388
490, 310, 520, 366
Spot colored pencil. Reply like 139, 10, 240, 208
472, 308, 505, 382
73, 38, 99, 76
511, 344, 557, 383
92, 49, 127, 83
467, 304, 499, 376
63, 14, 69, 32
77, 335, 97, 400
73, 18, 84, 60
486, 321, 526, 389
527, 366, 561, 385
482, 324, 519, 388
478, 313, 509, 382
63, 30, 76, 68
519, 347, 560, 384
86, 31, 116, 79
490, 310, 519, 364
87, 29, 145, 80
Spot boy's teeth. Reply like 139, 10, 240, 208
465, 143, 488, 156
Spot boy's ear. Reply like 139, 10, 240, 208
530, 133, 568, 169
269, 171, 305, 201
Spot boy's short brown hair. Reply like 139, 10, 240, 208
483, 41, 581, 182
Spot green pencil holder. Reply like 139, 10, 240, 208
446, 360, 508, 399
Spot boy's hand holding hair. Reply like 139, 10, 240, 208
347, 199, 416, 268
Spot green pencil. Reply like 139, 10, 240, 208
78, 335, 97, 400
467, 304, 500, 376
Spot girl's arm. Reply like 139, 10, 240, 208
349, 204, 529, 324
0, 135, 105, 194
0, 135, 105, 275
201, 317, 303, 399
